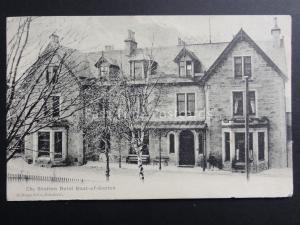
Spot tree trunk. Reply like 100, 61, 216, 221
105, 141, 110, 181
118, 138, 121, 168
137, 147, 144, 181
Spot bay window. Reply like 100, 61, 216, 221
38, 132, 50, 157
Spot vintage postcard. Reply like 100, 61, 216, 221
6, 15, 292, 200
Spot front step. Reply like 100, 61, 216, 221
34, 157, 67, 167
232, 162, 245, 172
178, 165, 195, 168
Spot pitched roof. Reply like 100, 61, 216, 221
50, 29, 287, 83
202, 29, 288, 81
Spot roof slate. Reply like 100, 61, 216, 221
54, 30, 288, 82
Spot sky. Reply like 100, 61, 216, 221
7, 15, 291, 109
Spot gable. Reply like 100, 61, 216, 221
202, 29, 288, 82
173, 47, 200, 63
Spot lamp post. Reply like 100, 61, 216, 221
159, 133, 162, 170
245, 75, 250, 181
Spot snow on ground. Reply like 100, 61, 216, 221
7, 157, 293, 201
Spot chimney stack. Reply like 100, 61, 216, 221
177, 37, 186, 46
49, 33, 60, 49
271, 17, 281, 48
124, 30, 137, 56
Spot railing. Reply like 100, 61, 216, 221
7, 173, 85, 183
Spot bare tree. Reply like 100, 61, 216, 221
82, 74, 123, 180
6, 17, 92, 162
115, 51, 164, 180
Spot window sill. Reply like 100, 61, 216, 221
176, 115, 196, 118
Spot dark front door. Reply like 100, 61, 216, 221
179, 130, 195, 166
235, 133, 245, 162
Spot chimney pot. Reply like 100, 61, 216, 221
271, 17, 281, 48
49, 33, 59, 44
105, 45, 114, 51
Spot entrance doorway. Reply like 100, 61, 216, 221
179, 130, 195, 166
235, 133, 245, 162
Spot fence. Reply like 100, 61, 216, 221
7, 173, 85, 183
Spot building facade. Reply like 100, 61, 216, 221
24, 20, 288, 171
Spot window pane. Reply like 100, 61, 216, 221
43, 98, 48, 116
169, 134, 175, 153
54, 132, 62, 159
52, 66, 59, 83
142, 131, 149, 155
187, 93, 195, 116
52, 96, 60, 117
249, 133, 253, 161
235, 132, 245, 162
46, 70, 50, 84
38, 132, 50, 157
248, 91, 256, 115
258, 132, 265, 160
199, 132, 204, 154
244, 56, 252, 77
134, 62, 143, 78
179, 61, 185, 76
233, 92, 243, 116
225, 132, 230, 161
186, 61, 192, 76
234, 57, 242, 78
100, 66, 108, 76
177, 94, 185, 116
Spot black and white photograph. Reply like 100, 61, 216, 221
6, 15, 292, 200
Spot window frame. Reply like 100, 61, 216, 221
35, 128, 66, 160
232, 90, 257, 117
176, 93, 186, 117
99, 65, 109, 77
186, 93, 195, 116
233, 55, 252, 79
52, 94, 61, 118
248, 91, 256, 116
232, 91, 244, 116
258, 132, 265, 161
169, 133, 175, 154
198, 132, 204, 154
131, 61, 144, 79
224, 132, 230, 162
54, 131, 63, 159
176, 93, 196, 117
37, 131, 50, 157
186, 60, 193, 77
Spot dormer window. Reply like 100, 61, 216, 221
174, 48, 202, 77
95, 55, 120, 79
130, 60, 158, 79
100, 65, 109, 76
131, 61, 143, 79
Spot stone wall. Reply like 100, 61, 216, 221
206, 40, 287, 168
